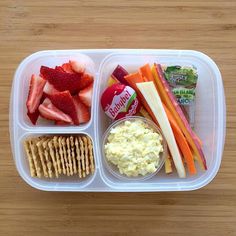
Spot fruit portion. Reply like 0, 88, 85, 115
73, 96, 90, 124
40, 66, 93, 95
137, 81, 186, 178
69, 60, 85, 74
26, 75, 46, 114
61, 63, 75, 73
39, 98, 73, 123
49, 91, 79, 125
43, 82, 59, 96
26, 60, 93, 125
79, 82, 93, 107
27, 110, 40, 125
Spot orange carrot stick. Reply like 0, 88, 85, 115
164, 106, 197, 175
140, 64, 156, 82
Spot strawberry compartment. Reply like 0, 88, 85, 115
14, 51, 96, 129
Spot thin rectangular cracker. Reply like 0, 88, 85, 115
66, 137, 73, 176
29, 138, 42, 178
75, 137, 82, 178
82, 136, 90, 175
78, 136, 86, 177
48, 139, 59, 178
61, 137, 70, 176
58, 136, 67, 175
87, 136, 95, 174
70, 136, 77, 174
43, 138, 53, 178
53, 136, 62, 175
24, 140, 36, 177
36, 137, 49, 178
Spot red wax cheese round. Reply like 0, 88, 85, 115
101, 84, 141, 120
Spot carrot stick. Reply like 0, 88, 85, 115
124, 72, 158, 124
164, 105, 197, 175
140, 64, 156, 82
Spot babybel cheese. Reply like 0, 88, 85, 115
101, 84, 141, 120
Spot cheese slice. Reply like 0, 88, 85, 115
137, 81, 186, 178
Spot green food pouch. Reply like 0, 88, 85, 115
164, 65, 198, 128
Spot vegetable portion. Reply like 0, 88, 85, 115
137, 82, 186, 178
152, 64, 207, 170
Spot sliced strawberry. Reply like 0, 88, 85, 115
38, 98, 73, 123
61, 62, 75, 73
26, 74, 46, 114
27, 110, 39, 125
73, 96, 90, 124
78, 82, 93, 107
40, 66, 93, 94
49, 90, 79, 124
55, 66, 65, 72
43, 82, 59, 96
69, 60, 85, 74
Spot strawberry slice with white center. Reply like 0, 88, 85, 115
38, 98, 73, 123
43, 82, 59, 96
78, 83, 93, 107
73, 96, 90, 124
48, 90, 79, 125
26, 74, 46, 114
61, 62, 75, 73
69, 60, 86, 74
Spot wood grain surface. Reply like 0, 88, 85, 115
0, 0, 235, 235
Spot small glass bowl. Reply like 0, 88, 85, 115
102, 116, 167, 181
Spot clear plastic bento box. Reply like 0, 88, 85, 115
10, 49, 226, 191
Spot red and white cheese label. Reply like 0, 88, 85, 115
101, 84, 141, 120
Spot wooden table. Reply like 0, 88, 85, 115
0, 1, 235, 235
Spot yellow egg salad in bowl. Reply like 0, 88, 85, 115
102, 116, 167, 181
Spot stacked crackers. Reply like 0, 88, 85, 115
23, 135, 95, 178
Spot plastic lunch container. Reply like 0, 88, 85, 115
10, 49, 226, 192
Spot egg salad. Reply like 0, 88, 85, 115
104, 119, 163, 177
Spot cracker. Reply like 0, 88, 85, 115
24, 140, 36, 177
61, 137, 70, 176
58, 136, 66, 175
78, 136, 86, 177
66, 137, 73, 176
70, 136, 77, 174
53, 136, 62, 175
87, 136, 95, 174
29, 138, 42, 178
48, 139, 59, 178
82, 136, 90, 175
75, 137, 82, 178
43, 138, 53, 178
36, 137, 49, 178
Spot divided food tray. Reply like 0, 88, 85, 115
10, 49, 226, 191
